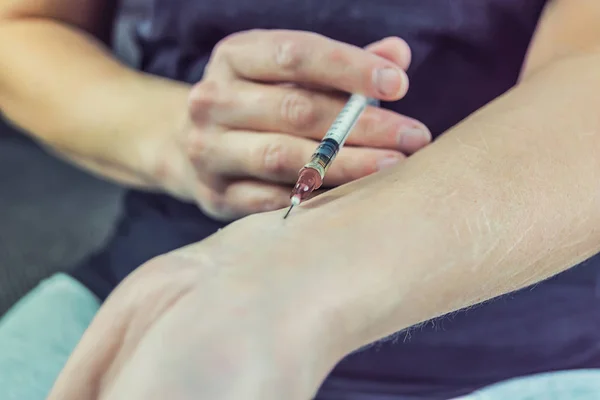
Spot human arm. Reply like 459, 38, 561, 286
0, 0, 190, 189
0, 2, 431, 218
286, 0, 600, 349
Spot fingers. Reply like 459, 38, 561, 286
205, 29, 409, 101
187, 130, 405, 186
199, 180, 292, 221
267, 36, 413, 93
189, 80, 431, 153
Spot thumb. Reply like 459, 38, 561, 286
365, 37, 412, 71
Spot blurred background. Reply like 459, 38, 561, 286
0, 0, 147, 315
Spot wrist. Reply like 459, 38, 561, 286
281, 175, 425, 353
130, 73, 194, 199
256, 203, 380, 372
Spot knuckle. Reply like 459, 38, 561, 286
327, 47, 351, 68
185, 130, 213, 170
189, 80, 233, 125
188, 80, 220, 123
259, 140, 288, 176
273, 33, 310, 73
280, 91, 316, 128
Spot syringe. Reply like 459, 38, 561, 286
283, 94, 378, 219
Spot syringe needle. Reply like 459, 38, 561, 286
283, 195, 301, 219
283, 205, 294, 219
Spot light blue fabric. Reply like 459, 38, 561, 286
452, 369, 600, 400
0, 273, 100, 400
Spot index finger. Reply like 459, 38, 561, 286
208, 29, 409, 101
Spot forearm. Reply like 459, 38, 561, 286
0, 19, 190, 189
317, 52, 600, 350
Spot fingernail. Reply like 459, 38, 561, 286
398, 126, 431, 148
373, 67, 405, 97
377, 156, 401, 171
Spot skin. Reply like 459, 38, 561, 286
7, 0, 600, 399
0, 0, 430, 221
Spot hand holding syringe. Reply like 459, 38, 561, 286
284, 94, 379, 218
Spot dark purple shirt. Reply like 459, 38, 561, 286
72, 1, 600, 399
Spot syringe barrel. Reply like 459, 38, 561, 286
304, 138, 338, 179
303, 94, 377, 178
322, 94, 370, 146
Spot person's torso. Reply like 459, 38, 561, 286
120, 1, 600, 398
